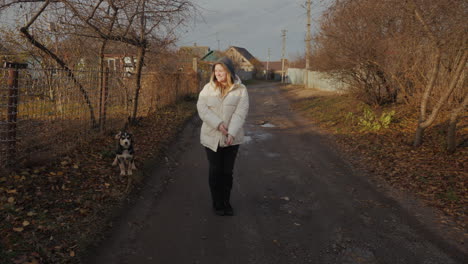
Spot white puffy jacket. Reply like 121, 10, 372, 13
197, 77, 249, 152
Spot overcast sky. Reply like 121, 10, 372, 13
0, 0, 332, 62
177, 0, 332, 62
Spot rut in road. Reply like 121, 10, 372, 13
85, 82, 465, 264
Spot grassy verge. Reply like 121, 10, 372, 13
0, 97, 197, 264
281, 85, 467, 229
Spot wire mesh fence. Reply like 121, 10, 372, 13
0, 66, 200, 169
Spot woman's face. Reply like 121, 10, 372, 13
214, 64, 227, 83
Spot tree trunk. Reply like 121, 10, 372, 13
131, 1, 147, 124
413, 49, 441, 146
98, 39, 108, 127
447, 94, 468, 153
414, 49, 467, 147
413, 126, 424, 147
411, 0, 440, 147
415, 50, 468, 146
131, 45, 146, 123
410, 0, 468, 147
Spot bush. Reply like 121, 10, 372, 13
357, 107, 395, 131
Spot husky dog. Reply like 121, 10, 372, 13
112, 131, 137, 177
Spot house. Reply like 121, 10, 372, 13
0, 43, 30, 66
225, 46, 262, 80
103, 53, 137, 73
201, 50, 225, 63
261, 60, 289, 81
0, 43, 13, 64
225, 46, 256, 72
196, 50, 226, 77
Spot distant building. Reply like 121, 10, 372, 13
225, 46, 262, 80
103, 53, 137, 73
0, 43, 13, 63
225, 46, 256, 72
0, 43, 29, 66
201, 50, 225, 63
261, 60, 289, 81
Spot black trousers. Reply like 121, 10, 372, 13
205, 145, 239, 208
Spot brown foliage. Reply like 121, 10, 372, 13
312, 0, 467, 150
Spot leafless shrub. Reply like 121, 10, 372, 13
312, 0, 467, 150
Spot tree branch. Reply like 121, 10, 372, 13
420, 49, 467, 128
22, 0, 49, 29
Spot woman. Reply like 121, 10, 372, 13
196, 57, 249, 216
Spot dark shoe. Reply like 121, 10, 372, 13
213, 202, 225, 216
213, 207, 225, 216
223, 202, 234, 216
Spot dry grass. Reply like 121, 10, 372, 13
282, 85, 467, 229
0, 98, 197, 264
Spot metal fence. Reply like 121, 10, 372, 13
0, 66, 200, 169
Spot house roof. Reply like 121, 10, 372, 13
228, 46, 255, 61
201, 50, 224, 62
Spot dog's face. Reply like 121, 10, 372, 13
115, 131, 133, 149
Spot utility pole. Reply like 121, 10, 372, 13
305, 0, 312, 88
305, 0, 311, 70
266, 48, 271, 80
216, 32, 220, 51
281, 29, 287, 83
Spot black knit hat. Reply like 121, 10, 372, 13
212, 57, 236, 78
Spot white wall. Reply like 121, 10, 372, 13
287, 68, 348, 92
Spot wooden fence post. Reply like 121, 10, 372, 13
4, 62, 27, 167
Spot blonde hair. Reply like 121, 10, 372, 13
210, 63, 234, 97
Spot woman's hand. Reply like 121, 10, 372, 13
218, 123, 228, 136
226, 134, 235, 146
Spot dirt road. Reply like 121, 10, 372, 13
85, 82, 466, 264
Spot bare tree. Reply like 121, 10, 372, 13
408, 0, 467, 147
1, 0, 99, 127
1, 0, 196, 126
313, 0, 402, 105
61, 0, 195, 123
312, 0, 467, 151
